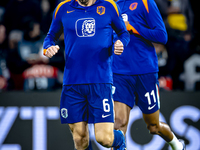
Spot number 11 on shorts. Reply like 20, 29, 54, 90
145, 90, 156, 105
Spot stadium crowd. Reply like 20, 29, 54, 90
0, 0, 199, 91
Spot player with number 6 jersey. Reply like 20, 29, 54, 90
112, 0, 186, 149
43, 0, 130, 149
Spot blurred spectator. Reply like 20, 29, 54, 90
3, 0, 42, 35
0, 24, 8, 55
0, 23, 10, 91
40, 0, 53, 35
164, 0, 194, 90
1, 0, 66, 91
154, 0, 197, 90
6, 30, 30, 90
167, 0, 194, 41
153, 43, 169, 76
18, 19, 65, 91
153, 42, 173, 91
19, 20, 46, 65
180, 0, 200, 90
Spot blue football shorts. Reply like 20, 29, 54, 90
113, 73, 160, 114
60, 83, 114, 124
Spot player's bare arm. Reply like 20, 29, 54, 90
44, 45, 60, 58
124, 21, 129, 27
114, 40, 124, 55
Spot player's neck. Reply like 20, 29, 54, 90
78, 0, 96, 7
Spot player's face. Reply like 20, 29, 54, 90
78, 0, 90, 6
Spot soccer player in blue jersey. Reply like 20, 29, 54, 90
112, 0, 186, 150
43, 0, 130, 149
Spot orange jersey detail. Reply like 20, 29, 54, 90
43, 49, 47, 55
54, 0, 71, 19
126, 23, 140, 35
105, 0, 119, 16
129, 2, 138, 11
142, 0, 149, 13
156, 84, 160, 97
97, 6, 106, 15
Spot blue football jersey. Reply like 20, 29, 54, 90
112, 0, 168, 75
43, 0, 130, 85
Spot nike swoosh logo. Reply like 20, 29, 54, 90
148, 104, 156, 110
67, 10, 75, 13
102, 114, 111, 118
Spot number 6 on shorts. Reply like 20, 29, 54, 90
103, 99, 110, 112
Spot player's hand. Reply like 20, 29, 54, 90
114, 40, 124, 55
44, 45, 60, 58
124, 21, 129, 27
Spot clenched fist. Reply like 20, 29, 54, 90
114, 40, 124, 55
43, 45, 60, 58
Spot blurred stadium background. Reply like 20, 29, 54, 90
0, 0, 200, 150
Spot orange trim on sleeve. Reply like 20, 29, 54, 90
126, 24, 140, 35
156, 84, 160, 97
54, 0, 71, 19
105, 0, 119, 16
142, 0, 149, 13
43, 49, 47, 55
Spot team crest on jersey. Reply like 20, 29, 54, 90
76, 18, 95, 37
61, 108, 68, 118
129, 2, 138, 11
97, 6, 105, 15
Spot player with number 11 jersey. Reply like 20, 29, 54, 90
112, 0, 185, 149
